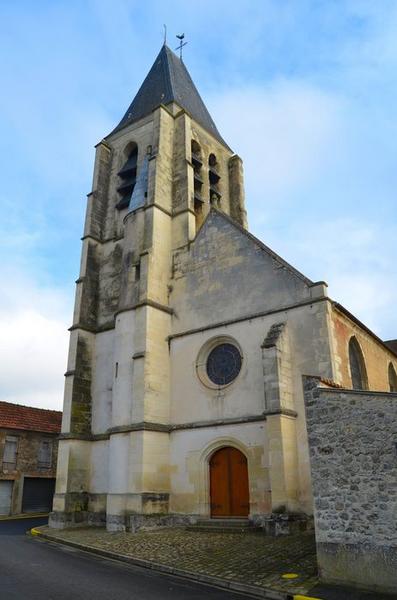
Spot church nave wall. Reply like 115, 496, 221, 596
331, 307, 397, 392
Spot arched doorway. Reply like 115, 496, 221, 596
209, 447, 249, 517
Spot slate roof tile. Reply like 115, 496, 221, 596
109, 45, 230, 149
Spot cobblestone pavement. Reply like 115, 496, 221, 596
39, 526, 318, 595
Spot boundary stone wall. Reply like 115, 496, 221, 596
303, 377, 397, 594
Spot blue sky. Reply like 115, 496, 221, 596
1, 1, 396, 408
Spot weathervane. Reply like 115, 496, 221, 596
175, 33, 187, 60
163, 24, 167, 45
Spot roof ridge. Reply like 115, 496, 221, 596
333, 302, 397, 359
203, 208, 314, 286
0, 401, 62, 434
161, 45, 174, 100
163, 45, 176, 98
0, 400, 62, 414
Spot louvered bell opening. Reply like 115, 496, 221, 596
208, 162, 219, 175
191, 152, 202, 168
116, 178, 136, 209
194, 192, 204, 205
116, 148, 138, 210
116, 193, 133, 210
209, 169, 220, 185
194, 172, 204, 184
194, 195, 204, 214
117, 176, 136, 194
194, 176, 202, 199
209, 185, 221, 198
118, 153, 138, 175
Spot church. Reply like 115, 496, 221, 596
50, 44, 397, 532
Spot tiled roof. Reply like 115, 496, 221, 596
0, 401, 62, 434
109, 45, 230, 149
385, 340, 397, 355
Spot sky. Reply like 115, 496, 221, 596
0, 0, 396, 409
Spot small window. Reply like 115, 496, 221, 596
38, 440, 52, 469
349, 337, 368, 390
388, 363, 397, 392
135, 262, 141, 281
3, 436, 18, 470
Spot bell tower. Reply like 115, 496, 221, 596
51, 44, 247, 531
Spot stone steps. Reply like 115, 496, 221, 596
186, 518, 256, 533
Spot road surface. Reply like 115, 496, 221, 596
0, 516, 252, 599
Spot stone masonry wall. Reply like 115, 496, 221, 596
171, 210, 312, 334
304, 377, 397, 594
0, 428, 58, 514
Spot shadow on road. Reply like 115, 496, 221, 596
0, 516, 48, 535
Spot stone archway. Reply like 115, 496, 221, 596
209, 446, 249, 517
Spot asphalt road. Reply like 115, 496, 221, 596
0, 517, 253, 600
1, 517, 395, 600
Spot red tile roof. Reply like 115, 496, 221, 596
0, 401, 62, 434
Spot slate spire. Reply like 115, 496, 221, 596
110, 45, 228, 148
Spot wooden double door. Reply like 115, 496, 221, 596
209, 447, 249, 517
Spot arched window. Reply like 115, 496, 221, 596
349, 337, 368, 390
191, 140, 204, 223
116, 143, 138, 210
208, 153, 221, 206
388, 363, 397, 392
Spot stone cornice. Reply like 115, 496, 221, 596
115, 299, 174, 317
59, 411, 296, 442
68, 300, 173, 335
80, 234, 124, 245
168, 296, 329, 342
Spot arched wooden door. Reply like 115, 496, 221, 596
209, 447, 249, 517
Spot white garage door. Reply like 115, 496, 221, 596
0, 480, 13, 515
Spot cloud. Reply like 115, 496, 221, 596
209, 78, 397, 340
209, 81, 343, 212
0, 271, 71, 410
1, 1, 396, 410
263, 217, 397, 339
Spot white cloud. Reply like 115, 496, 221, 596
1, 1, 396, 411
209, 81, 344, 216
264, 217, 397, 339
0, 272, 71, 410
209, 80, 397, 341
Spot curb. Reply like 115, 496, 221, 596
30, 527, 320, 600
0, 513, 49, 521
293, 596, 322, 600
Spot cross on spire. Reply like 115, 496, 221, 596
175, 33, 187, 60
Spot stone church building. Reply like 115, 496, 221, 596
51, 45, 397, 531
